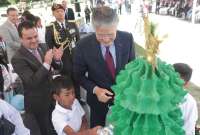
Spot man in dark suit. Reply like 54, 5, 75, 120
73, 6, 135, 127
11, 21, 63, 135
62, 0, 75, 20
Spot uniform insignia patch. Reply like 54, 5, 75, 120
69, 29, 76, 34
71, 41, 75, 48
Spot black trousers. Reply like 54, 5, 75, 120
89, 102, 109, 128
24, 106, 57, 135
85, 16, 90, 23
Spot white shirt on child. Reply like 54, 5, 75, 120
180, 93, 198, 135
52, 99, 85, 135
0, 99, 30, 135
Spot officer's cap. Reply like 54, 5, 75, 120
51, 3, 65, 11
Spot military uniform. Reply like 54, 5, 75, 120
46, 3, 82, 103
45, 21, 81, 100
46, 21, 80, 76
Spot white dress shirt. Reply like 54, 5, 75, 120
0, 99, 30, 135
52, 99, 85, 135
57, 21, 66, 28
37, 27, 46, 44
180, 93, 198, 135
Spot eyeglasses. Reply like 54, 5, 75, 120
96, 34, 114, 39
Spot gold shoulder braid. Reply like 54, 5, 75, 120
52, 22, 73, 53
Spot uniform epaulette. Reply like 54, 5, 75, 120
68, 21, 78, 27
68, 20, 76, 23
46, 23, 54, 28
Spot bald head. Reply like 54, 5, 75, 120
62, 0, 67, 9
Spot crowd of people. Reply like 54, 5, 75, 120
0, 0, 198, 135
155, 0, 200, 21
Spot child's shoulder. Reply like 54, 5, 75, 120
73, 99, 85, 114
74, 99, 82, 107
184, 93, 197, 104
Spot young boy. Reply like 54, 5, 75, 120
52, 76, 100, 135
173, 63, 198, 135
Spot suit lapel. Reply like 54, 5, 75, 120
114, 32, 122, 74
93, 37, 105, 68
19, 46, 43, 67
38, 46, 45, 62
64, 21, 72, 38
54, 21, 62, 34
6, 21, 19, 40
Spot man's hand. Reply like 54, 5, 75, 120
64, 125, 101, 135
94, 87, 113, 103
53, 46, 63, 61
88, 126, 102, 135
44, 49, 53, 64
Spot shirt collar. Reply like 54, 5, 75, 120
7, 20, 16, 27
57, 20, 66, 28
55, 101, 75, 114
100, 42, 115, 50
27, 48, 38, 53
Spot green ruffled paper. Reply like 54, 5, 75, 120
107, 57, 187, 135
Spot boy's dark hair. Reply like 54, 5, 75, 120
17, 21, 35, 37
52, 76, 74, 95
173, 63, 192, 82
7, 7, 17, 15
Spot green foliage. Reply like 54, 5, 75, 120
0, 0, 10, 6
8, 0, 15, 4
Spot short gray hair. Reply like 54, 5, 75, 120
92, 6, 119, 28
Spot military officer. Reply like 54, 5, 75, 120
45, 3, 81, 100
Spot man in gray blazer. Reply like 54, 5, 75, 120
0, 7, 20, 62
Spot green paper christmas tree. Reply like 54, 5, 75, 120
106, 17, 187, 135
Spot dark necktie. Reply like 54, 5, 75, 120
105, 47, 115, 79
60, 23, 65, 37
61, 23, 65, 30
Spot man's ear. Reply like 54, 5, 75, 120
20, 38, 23, 43
52, 12, 55, 17
53, 94, 58, 101
184, 81, 189, 88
